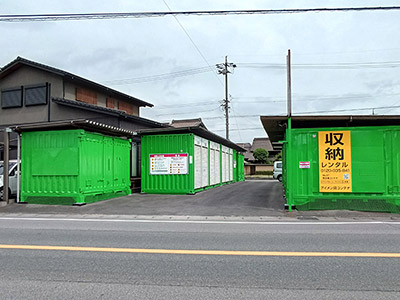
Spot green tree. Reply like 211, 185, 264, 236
274, 151, 282, 161
253, 148, 269, 164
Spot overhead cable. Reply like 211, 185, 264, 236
238, 61, 400, 69
1, 7, 400, 22
102, 66, 211, 85
162, 0, 223, 87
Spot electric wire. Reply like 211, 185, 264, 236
1, 6, 399, 22
101, 66, 211, 85
149, 92, 400, 110
238, 61, 400, 69
100, 60, 400, 86
162, 0, 223, 87
201, 104, 400, 120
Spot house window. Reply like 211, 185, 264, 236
25, 83, 48, 106
106, 97, 115, 109
118, 101, 133, 115
76, 88, 97, 105
1, 87, 23, 108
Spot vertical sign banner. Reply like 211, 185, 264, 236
150, 153, 188, 175
318, 131, 352, 193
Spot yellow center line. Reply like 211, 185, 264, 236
0, 244, 399, 257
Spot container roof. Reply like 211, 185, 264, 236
12, 119, 137, 138
138, 126, 246, 152
0, 57, 153, 108
170, 118, 208, 130
261, 115, 400, 149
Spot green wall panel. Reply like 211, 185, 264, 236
141, 134, 195, 194
21, 129, 131, 205
284, 125, 400, 213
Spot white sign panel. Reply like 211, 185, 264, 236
150, 153, 188, 175
299, 161, 311, 169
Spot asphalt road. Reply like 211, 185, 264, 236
0, 217, 399, 299
0, 180, 286, 216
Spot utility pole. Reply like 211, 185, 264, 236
286, 49, 293, 212
216, 56, 236, 140
287, 49, 292, 117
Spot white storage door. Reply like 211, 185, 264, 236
194, 136, 202, 189
215, 145, 220, 184
210, 147, 215, 185
201, 138, 209, 187
229, 149, 233, 181
210, 142, 219, 186
222, 146, 228, 183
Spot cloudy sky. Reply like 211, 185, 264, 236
1, 1, 399, 143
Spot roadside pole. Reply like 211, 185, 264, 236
286, 49, 292, 212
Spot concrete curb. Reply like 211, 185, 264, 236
0, 213, 399, 222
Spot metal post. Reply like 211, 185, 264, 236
287, 49, 292, 117
224, 56, 229, 140
3, 129, 10, 204
286, 49, 292, 212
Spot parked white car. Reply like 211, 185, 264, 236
273, 160, 282, 182
0, 160, 18, 200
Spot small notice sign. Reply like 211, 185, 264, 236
299, 161, 310, 169
150, 153, 188, 175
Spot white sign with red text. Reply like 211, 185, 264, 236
150, 153, 188, 175
299, 161, 311, 169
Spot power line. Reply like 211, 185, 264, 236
202, 104, 400, 119
1, 7, 399, 22
162, 0, 223, 87
232, 92, 400, 103
297, 104, 400, 115
213, 127, 262, 132
100, 60, 400, 86
148, 92, 400, 109
153, 100, 217, 109
238, 61, 400, 69
154, 107, 220, 117
101, 66, 211, 85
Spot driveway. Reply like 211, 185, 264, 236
1, 180, 399, 220
0, 180, 286, 217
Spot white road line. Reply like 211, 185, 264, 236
0, 217, 398, 225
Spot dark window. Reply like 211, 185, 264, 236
1, 87, 22, 108
25, 84, 48, 106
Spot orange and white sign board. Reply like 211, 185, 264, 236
318, 131, 352, 193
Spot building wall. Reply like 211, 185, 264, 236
244, 164, 273, 175
64, 80, 139, 116
0, 65, 63, 126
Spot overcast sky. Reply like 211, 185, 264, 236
1, 1, 399, 143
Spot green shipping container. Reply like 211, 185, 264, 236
141, 133, 243, 194
284, 125, 400, 213
21, 129, 131, 205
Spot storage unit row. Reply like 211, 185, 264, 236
141, 133, 245, 194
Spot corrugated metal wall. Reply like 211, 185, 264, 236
285, 125, 400, 213
21, 129, 131, 205
141, 134, 195, 194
